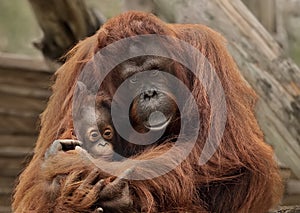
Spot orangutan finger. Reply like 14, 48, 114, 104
62, 172, 83, 195
44, 140, 63, 159
78, 168, 100, 190
59, 139, 82, 151
89, 179, 105, 195
98, 180, 132, 209
99, 179, 128, 200
81, 179, 105, 205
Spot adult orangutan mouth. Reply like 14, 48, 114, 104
144, 115, 172, 131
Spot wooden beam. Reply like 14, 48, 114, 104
0, 53, 51, 73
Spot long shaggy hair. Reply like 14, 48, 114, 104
13, 11, 282, 213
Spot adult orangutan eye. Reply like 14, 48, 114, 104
129, 75, 138, 84
103, 127, 113, 140
88, 130, 100, 142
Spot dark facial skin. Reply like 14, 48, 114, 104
104, 56, 180, 157
79, 103, 116, 160
114, 56, 178, 131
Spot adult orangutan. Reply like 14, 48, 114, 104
13, 11, 282, 213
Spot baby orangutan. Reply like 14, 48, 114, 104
45, 81, 117, 161
43, 82, 133, 213
44, 107, 115, 161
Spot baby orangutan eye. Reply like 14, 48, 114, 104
103, 127, 113, 140
88, 130, 101, 142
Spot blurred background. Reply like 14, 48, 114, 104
0, 0, 299, 212
1, 0, 300, 64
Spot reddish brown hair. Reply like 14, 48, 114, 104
13, 11, 282, 213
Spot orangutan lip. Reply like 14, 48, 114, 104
144, 116, 172, 131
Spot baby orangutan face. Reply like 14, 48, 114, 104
45, 82, 118, 161
73, 81, 118, 160
79, 102, 116, 160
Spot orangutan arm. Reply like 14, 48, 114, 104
41, 144, 134, 213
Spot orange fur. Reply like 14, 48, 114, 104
13, 11, 282, 213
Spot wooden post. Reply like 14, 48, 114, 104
242, 0, 277, 33
28, 0, 105, 62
